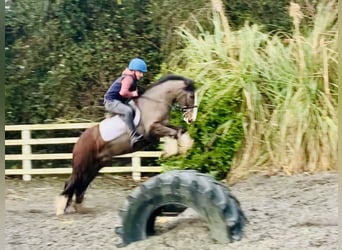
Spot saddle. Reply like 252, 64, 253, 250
99, 102, 141, 142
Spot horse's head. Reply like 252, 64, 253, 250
175, 78, 197, 124
142, 74, 198, 124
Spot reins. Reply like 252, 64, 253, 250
139, 95, 197, 112
139, 95, 170, 106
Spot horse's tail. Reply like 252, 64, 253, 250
61, 125, 103, 201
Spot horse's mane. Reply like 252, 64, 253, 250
144, 74, 194, 92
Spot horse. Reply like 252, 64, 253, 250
55, 74, 197, 215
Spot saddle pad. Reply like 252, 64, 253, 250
99, 109, 141, 142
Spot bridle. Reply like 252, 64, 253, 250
180, 105, 197, 112
139, 92, 197, 118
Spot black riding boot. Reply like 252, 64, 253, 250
130, 130, 144, 147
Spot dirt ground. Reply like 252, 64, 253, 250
5, 171, 338, 250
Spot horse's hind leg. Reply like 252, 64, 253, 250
73, 173, 98, 213
63, 177, 78, 213
75, 172, 99, 204
55, 176, 76, 215
74, 188, 86, 212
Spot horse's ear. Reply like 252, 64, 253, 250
184, 79, 195, 92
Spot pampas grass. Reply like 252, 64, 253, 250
166, 0, 337, 181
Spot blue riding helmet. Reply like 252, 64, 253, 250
128, 58, 148, 73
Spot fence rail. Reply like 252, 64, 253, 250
5, 123, 163, 181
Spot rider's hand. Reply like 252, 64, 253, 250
131, 90, 139, 99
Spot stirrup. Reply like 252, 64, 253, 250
130, 132, 144, 146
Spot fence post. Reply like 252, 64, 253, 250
22, 129, 32, 181
132, 156, 141, 181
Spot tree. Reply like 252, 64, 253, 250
5, 0, 163, 124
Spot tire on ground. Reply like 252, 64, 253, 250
115, 170, 247, 247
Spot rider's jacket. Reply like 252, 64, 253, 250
104, 73, 137, 103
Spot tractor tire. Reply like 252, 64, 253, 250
115, 170, 246, 247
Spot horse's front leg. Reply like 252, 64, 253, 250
150, 123, 192, 157
149, 122, 184, 139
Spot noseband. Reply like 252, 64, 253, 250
181, 105, 197, 112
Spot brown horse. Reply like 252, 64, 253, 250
55, 74, 196, 215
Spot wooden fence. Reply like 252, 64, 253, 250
5, 123, 163, 181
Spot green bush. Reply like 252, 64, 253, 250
160, 80, 244, 179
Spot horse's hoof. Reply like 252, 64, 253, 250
161, 136, 179, 157
55, 195, 68, 216
177, 132, 194, 154
65, 205, 76, 214
74, 203, 96, 214
56, 210, 65, 216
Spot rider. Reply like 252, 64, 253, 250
104, 58, 147, 146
